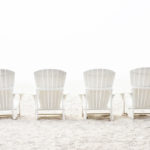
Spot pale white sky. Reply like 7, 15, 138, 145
0, 0, 150, 93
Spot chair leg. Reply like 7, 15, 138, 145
62, 111, 65, 120
35, 109, 38, 120
18, 100, 21, 117
110, 107, 114, 121
12, 110, 18, 120
110, 114, 114, 121
35, 114, 38, 120
82, 112, 84, 117
110, 112, 114, 121
131, 109, 134, 120
110, 95, 114, 121
34, 95, 39, 120
84, 111, 87, 120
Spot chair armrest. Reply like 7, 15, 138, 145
79, 94, 86, 110
63, 94, 68, 100
112, 94, 115, 99
32, 94, 37, 100
129, 92, 132, 97
120, 93, 125, 98
13, 94, 21, 116
119, 93, 132, 115
79, 94, 86, 100
120, 93, 132, 98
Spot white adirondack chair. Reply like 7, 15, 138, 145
129, 67, 150, 119
34, 69, 66, 120
81, 69, 115, 121
0, 69, 20, 119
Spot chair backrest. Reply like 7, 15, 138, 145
84, 69, 115, 109
0, 69, 15, 110
130, 67, 150, 108
34, 69, 66, 110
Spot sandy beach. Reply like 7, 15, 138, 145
0, 94, 150, 150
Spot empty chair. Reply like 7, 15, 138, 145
81, 69, 115, 120
129, 67, 150, 119
0, 69, 20, 119
34, 69, 66, 120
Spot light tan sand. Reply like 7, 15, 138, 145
0, 94, 150, 150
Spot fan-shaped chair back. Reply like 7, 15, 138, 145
130, 67, 150, 108
84, 69, 115, 109
34, 69, 66, 110
0, 69, 15, 110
